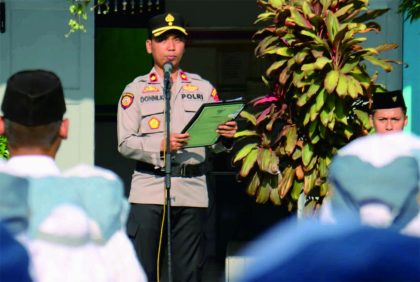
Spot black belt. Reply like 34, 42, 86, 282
135, 161, 206, 178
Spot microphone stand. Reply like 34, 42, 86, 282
163, 66, 173, 282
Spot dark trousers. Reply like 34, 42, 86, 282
127, 204, 207, 282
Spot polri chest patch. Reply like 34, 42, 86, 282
148, 117, 161, 129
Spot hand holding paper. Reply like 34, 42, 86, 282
181, 101, 245, 148
216, 120, 238, 139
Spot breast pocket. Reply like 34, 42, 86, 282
140, 103, 164, 134
183, 100, 204, 122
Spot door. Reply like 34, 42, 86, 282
0, 0, 94, 168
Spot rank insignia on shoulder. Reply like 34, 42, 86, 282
143, 86, 159, 93
121, 93, 134, 109
182, 84, 199, 92
211, 88, 220, 102
149, 72, 158, 83
180, 71, 188, 81
148, 117, 161, 129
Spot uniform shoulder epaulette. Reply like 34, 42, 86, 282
134, 74, 149, 83
185, 72, 203, 81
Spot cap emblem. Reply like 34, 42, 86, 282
165, 14, 175, 26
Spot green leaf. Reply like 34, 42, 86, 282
303, 170, 317, 195
233, 143, 258, 163
301, 30, 325, 46
258, 148, 273, 172
347, 75, 363, 98
256, 176, 271, 203
371, 43, 398, 54
291, 180, 303, 201
240, 147, 258, 177
315, 88, 327, 111
314, 57, 332, 70
301, 63, 315, 72
325, 11, 339, 42
292, 147, 302, 160
302, 142, 314, 167
335, 101, 348, 125
285, 126, 297, 155
309, 103, 319, 122
320, 182, 329, 197
246, 172, 260, 196
266, 60, 287, 76
336, 73, 348, 97
340, 59, 359, 74
289, 7, 314, 29
335, 3, 354, 18
354, 109, 371, 129
276, 47, 294, 57
353, 8, 390, 23
363, 55, 393, 72
302, 1, 314, 18
240, 111, 257, 126
324, 70, 340, 94
234, 130, 258, 138
297, 93, 310, 108
295, 50, 309, 64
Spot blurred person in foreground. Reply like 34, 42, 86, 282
236, 216, 420, 282
0, 70, 147, 281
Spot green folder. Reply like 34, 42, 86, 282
181, 100, 245, 148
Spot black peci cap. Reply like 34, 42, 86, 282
148, 12, 188, 38
1, 70, 66, 126
372, 90, 406, 111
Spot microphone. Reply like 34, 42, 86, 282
163, 61, 173, 99
163, 61, 173, 76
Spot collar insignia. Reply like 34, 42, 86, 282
149, 72, 158, 83
180, 71, 188, 82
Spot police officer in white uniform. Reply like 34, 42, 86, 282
117, 12, 237, 282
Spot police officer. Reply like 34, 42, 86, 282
117, 12, 237, 282
370, 90, 408, 133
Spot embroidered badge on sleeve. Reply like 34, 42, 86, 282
121, 93, 134, 109
211, 88, 220, 102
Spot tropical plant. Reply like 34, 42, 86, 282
0, 136, 9, 160
233, 0, 399, 212
398, 0, 420, 22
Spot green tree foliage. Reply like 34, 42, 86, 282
233, 0, 399, 211
66, 0, 108, 37
0, 136, 9, 160
398, 0, 420, 22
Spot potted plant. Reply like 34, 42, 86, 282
233, 0, 399, 212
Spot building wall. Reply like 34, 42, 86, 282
403, 20, 420, 134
